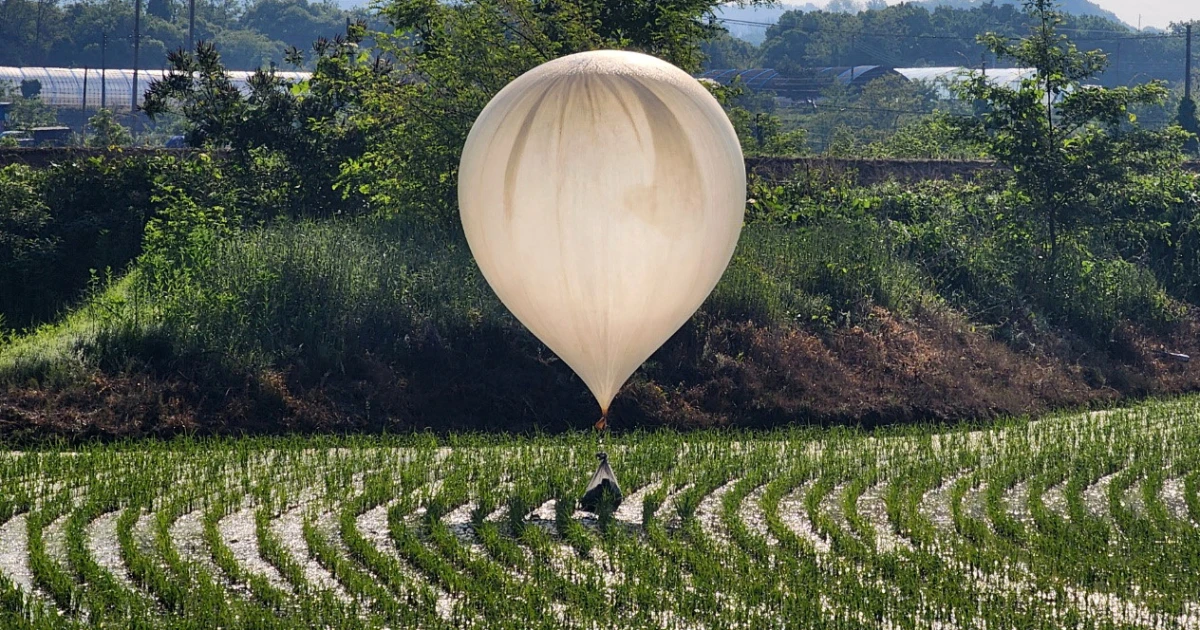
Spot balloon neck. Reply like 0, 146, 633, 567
594, 409, 608, 433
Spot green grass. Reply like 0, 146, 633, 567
2, 398, 1200, 627
0, 215, 926, 387
0, 272, 151, 386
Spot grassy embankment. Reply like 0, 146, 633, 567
3, 165, 1200, 440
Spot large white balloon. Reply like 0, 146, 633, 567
458, 50, 745, 415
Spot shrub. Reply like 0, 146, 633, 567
85, 108, 133, 148
0, 154, 236, 332
706, 221, 927, 327
148, 218, 501, 372
0, 165, 55, 330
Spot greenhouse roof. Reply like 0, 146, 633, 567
0, 67, 312, 111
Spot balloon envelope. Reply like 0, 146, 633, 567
458, 50, 745, 413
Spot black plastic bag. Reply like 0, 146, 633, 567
579, 452, 623, 513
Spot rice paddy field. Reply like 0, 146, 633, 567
3, 397, 1200, 629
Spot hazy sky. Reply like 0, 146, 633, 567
1083, 0, 1200, 29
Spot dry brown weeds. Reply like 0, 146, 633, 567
3, 307, 1198, 442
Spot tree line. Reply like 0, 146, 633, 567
0, 0, 375, 70
703, 2, 1194, 88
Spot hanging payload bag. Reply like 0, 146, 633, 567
579, 452, 623, 513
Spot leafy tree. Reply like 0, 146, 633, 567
341, 0, 768, 223
86, 107, 133, 147
211, 27, 286, 68
0, 81, 58, 130
708, 79, 807, 155
241, 0, 350, 51
1180, 96, 1200, 154
699, 31, 758, 70
20, 79, 42, 99
954, 0, 1184, 262
859, 111, 983, 158
147, 0, 174, 21
143, 31, 386, 218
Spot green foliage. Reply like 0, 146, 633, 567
699, 31, 758, 69
343, 0, 767, 223
0, 154, 236, 333
739, 169, 1190, 339
756, 1, 1180, 87
85, 108, 133, 148
138, 183, 233, 303
955, 0, 1181, 259
0, 81, 58, 130
146, 218, 499, 372
855, 0, 1188, 337
1180, 96, 1200, 155
0, 165, 55, 330
19, 79, 41, 99
144, 35, 382, 218
708, 221, 926, 326
856, 112, 984, 159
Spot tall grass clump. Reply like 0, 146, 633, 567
148, 217, 505, 373
0, 272, 150, 386
706, 219, 930, 326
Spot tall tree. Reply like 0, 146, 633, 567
954, 0, 1185, 262
1180, 96, 1200, 154
339, 0, 768, 222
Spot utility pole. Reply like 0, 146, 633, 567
35, 0, 44, 60
188, 0, 196, 50
1114, 42, 1121, 85
101, 33, 107, 110
81, 67, 88, 145
1187, 24, 1193, 103
132, 0, 142, 114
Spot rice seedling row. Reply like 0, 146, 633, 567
3, 400, 1200, 627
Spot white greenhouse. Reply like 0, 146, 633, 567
0, 66, 312, 111
894, 66, 1038, 99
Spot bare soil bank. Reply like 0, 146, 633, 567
2, 307, 1196, 443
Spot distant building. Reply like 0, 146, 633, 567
698, 65, 1041, 103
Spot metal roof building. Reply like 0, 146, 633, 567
0, 66, 312, 111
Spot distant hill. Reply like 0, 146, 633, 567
916, 0, 1123, 24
